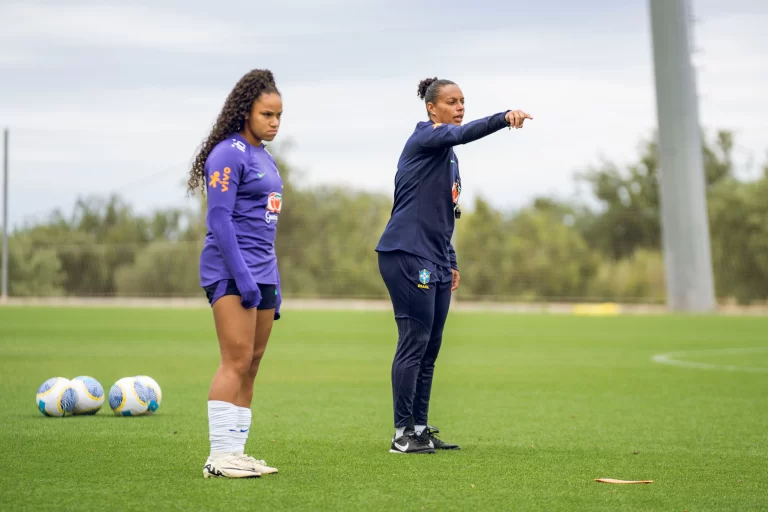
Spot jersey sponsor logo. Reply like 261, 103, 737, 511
209, 167, 232, 192
418, 268, 431, 289
265, 192, 282, 224
231, 139, 246, 152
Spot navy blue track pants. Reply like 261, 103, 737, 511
378, 250, 452, 428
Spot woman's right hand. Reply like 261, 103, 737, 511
235, 273, 261, 309
505, 110, 533, 129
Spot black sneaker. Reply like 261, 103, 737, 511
389, 429, 436, 454
418, 426, 461, 450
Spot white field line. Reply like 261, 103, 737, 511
651, 347, 768, 374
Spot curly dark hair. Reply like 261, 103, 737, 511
417, 77, 456, 104
188, 69, 280, 195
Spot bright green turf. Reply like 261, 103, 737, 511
1, 307, 767, 511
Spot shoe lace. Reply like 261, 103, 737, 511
409, 430, 432, 448
423, 426, 441, 440
239, 454, 267, 466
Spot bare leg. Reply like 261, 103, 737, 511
240, 308, 275, 406
208, 296, 258, 405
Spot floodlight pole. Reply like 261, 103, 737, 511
649, 0, 716, 312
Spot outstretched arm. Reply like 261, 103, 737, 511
418, 113, 510, 149
418, 110, 533, 149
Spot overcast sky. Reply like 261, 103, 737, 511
1, 0, 766, 228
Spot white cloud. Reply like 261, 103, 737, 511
0, 4, 249, 53
693, 12, 768, 178
0, 0, 435, 58
2, 1, 767, 227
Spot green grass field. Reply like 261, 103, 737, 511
1, 306, 767, 511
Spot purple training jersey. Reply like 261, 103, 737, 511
199, 133, 284, 287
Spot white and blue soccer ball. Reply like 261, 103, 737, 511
109, 377, 150, 416
134, 375, 162, 415
71, 376, 105, 415
36, 377, 78, 417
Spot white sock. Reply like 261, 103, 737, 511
395, 427, 406, 439
208, 400, 241, 457
235, 407, 252, 454
415, 425, 426, 436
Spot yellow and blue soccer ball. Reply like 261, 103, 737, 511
71, 376, 105, 415
109, 377, 150, 416
134, 375, 162, 415
36, 377, 78, 417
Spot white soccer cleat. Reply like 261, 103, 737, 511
242, 455, 278, 475
203, 455, 261, 479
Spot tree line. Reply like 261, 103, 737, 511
7, 129, 768, 304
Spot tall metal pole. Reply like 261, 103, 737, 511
649, 0, 716, 312
1, 128, 8, 301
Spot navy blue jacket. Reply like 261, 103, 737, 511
376, 112, 510, 269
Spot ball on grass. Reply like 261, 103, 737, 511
36, 377, 78, 417
109, 377, 150, 416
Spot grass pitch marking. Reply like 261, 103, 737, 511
652, 347, 768, 374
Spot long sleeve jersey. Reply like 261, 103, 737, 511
376, 112, 510, 269
199, 133, 284, 289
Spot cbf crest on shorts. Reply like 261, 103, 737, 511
418, 268, 431, 290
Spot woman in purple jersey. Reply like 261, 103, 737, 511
187, 69, 285, 479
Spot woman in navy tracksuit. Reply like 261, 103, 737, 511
376, 77, 532, 454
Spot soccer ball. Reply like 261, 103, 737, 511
109, 377, 150, 416
134, 375, 162, 415
36, 377, 78, 417
71, 376, 105, 415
